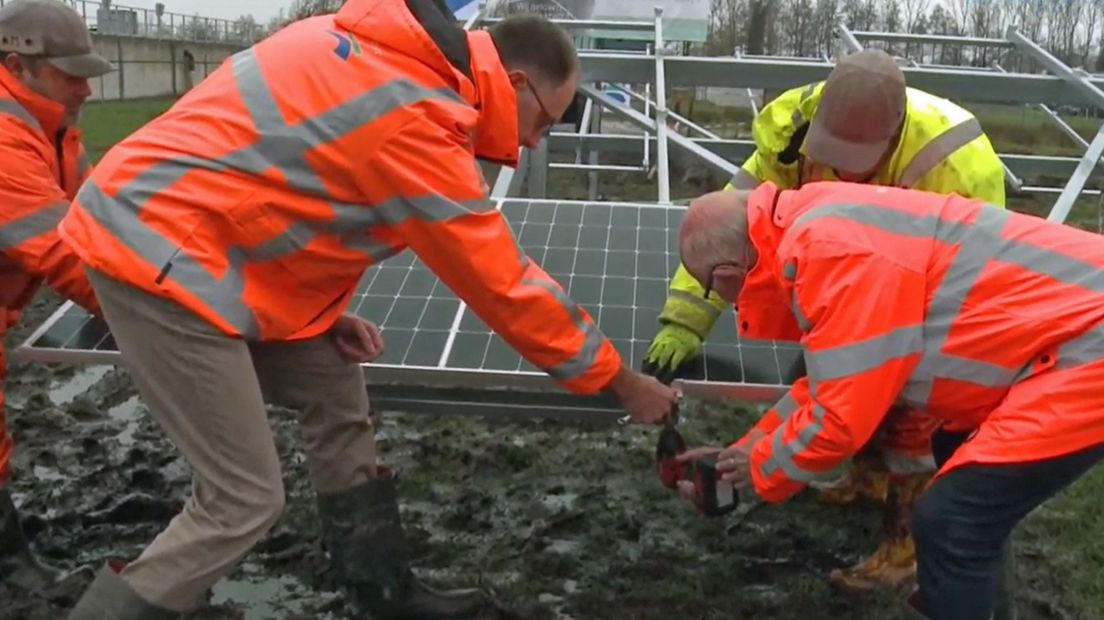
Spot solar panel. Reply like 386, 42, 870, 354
17, 198, 800, 415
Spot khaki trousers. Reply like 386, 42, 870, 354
86, 268, 377, 612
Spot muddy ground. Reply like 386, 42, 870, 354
1, 289, 1097, 620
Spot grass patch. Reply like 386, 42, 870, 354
77, 97, 175, 162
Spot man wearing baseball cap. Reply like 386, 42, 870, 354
644, 48, 1007, 593
803, 48, 910, 179
0, 0, 113, 599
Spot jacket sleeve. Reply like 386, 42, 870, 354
0, 127, 100, 315
360, 113, 623, 395
733, 244, 927, 503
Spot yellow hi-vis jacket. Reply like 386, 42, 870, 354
661, 82, 1007, 338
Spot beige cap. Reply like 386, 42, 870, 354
0, 0, 114, 78
804, 48, 906, 174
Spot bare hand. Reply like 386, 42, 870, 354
674, 446, 724, 505
607, 368, 681, 424
713, 429, 767, 488
330, 314, 384, 363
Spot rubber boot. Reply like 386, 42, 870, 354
0, 486, 93, 599
829, 473, 929, 591
317, 468, 498, 620
66, 563, 178, 620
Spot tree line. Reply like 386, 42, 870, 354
709, 0, 1104, 73
263, 1, 1101, 74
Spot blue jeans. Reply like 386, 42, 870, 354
911, 429, 1104, 620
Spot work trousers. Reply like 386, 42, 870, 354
911, 427, 1104, 620
87, 268, 377, 612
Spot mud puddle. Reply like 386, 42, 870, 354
2, 291, 1095, 619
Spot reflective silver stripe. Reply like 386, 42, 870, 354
0, 98, 42, 133
760, 375, 826, 483
791, 287, 811, 331
0, 201, 68, 250
520, 277, 605, 381
789, 82, 818, 127
375, 195, 496, 227
995, 241, 1104, 294
761, 325, 924, 483
79, 180, 262, 337
772, 390, 799, 421
729, 167, 760, 190
669, 289, 722, 318
1056, 324, 1104, 370
84, 49, 467, 336
342, 234, 403, 263
805, 325, 923, 382
898, 117, 984, 188
903, 206, 1011, 405
793, 203, 1034, 401
123, 50, 465, 212
793, 202, 946, 240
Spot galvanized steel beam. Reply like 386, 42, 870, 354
576, 85, 741, 179
578, 53, 1104, 107
545, 132, 1101, 183
653, 7, 671, 204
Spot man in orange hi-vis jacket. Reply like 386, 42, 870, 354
674, 182, 1104, 620
0, 0, 114, 600
57, 1, 679, 619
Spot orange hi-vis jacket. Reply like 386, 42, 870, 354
733, 180, 1104, 503
58, 0, 622, 395
0, 67, 100, 483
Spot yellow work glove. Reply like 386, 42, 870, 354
642, 322, 703, 385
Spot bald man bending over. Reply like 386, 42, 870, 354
675, 181, 1104, 620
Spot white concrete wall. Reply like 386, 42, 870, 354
87, 35, 244, 101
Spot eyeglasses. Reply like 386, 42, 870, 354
527, 78, 556, 135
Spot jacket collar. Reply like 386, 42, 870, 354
736, 182, 804, 341
465, 30, 519, 167
0, 66, 65, 138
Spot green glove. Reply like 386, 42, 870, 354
642, 322, 703, 384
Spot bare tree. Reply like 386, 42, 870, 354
784, 0, 816, 55
900, 0, 930, 32
814, 0, 842, 56
746, 0, 770, 54
707, 0, 750, 55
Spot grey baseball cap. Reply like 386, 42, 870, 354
804, 49, 906, 174
0, 0, 115, 78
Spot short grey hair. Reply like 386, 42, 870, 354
678, 190, 752, 274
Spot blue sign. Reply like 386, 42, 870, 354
445, 0, 479, 18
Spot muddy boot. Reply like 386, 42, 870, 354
66, 563, 178, 620
317, 469, 497, 620
0, 487, 93, 599
829, 473, 929, 592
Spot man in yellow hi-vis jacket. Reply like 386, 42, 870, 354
643, 48, 1006, 592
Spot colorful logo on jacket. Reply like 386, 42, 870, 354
326, 29, 361, 61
